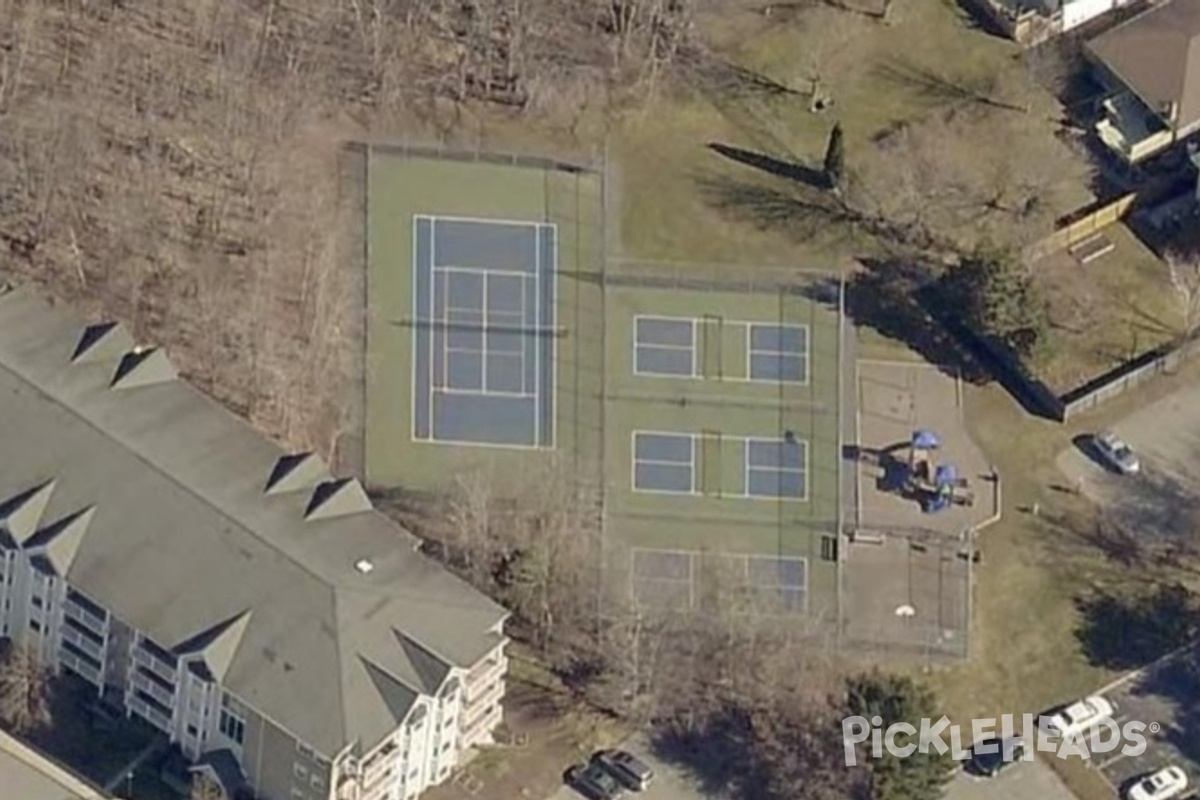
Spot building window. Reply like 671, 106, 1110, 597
632, 432, 696, 494
820, 535, 838, 562
294, 763, 308, 780
28, 619, 40, 633
297, 742, 315, 759
634, 316, 697, 377
743, 437, 808, 500
747, 324, 808, 383
31, 595, 43, 608
219, 695, 246, 745
290, 789, 305, 800
186, 724, 198, 736
310, 773, 325, 789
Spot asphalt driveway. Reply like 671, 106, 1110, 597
944, 755, 1077, 800
1057, 379, 1200, 540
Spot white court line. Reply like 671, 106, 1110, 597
425, 213, 544, 228
416, 216, 557, 449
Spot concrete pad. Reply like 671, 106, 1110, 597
842, 536, 971, 659
842, 361, 995, 661
853, 361, 997, 537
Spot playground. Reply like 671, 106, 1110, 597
841, 361, 998, 661
850, 361, 994, 536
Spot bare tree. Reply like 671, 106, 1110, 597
1166, 251, 1200, 337
439, 455, 602, 654
0, 642, 52, 735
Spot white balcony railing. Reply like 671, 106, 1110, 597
63, 599, 106, 635
133, 670, 176, 709
59, 649, 102, 685
60, 623, 104, 660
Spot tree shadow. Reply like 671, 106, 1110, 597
1104, 463, 1200, 546
649, 707, 768, 800
681, 51, 806, 101
708, 143, 830, 190
805, 258, 990, 382
873, 58, 1025, 113
1140, 650, 1200, 767
1074, 583, 1198, 669
693, 173, 864, 254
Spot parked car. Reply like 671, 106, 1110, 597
970, 735, 1025, 777
1094, 431, 1140, 474
594, 749, 655, 791
1041, 695, 1115, 738
1128, 767, 1189, 800
566, 761, 628, 800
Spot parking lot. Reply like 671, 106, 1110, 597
1056, 379, 1200, 540
1095, 646, 1200, 795
549, 736, 719, 800
944, 756, 1078, 800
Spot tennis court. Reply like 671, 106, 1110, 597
412, 215, 557, 448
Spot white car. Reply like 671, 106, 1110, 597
1041, 695, 1115, 738
1128, 766, 1188, 800
1094, 431, 1140, 475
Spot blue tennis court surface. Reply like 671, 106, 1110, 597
412, 216, 556, 447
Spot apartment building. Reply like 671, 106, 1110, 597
0, 284, 509, 800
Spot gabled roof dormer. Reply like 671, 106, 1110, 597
0, 479, 57, 545
174, 610, 253, 683
265, 453, 330, 496
110, 347, 177, 390
304, 478, 372, 521
25, 506, 94, 575
72, 321, 135, 364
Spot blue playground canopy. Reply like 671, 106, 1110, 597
912, 429, 941, 449
934, 463, 957, 485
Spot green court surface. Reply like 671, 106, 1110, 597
360, 144, 845, 617
363, 146, 605, 492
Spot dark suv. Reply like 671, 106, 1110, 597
566, 761, 627, 800
969, 735, 1026, 777
594, 750, 655, 792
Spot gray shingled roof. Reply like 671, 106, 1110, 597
1087, 0, 1200, 132
0, 286, 507, 757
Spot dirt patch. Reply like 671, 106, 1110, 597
425, 681, 625, 800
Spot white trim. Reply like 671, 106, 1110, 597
630, 430, 700, 495
629, 548, 695, 607
743, 322, 811, 386
547, 222, 558, 450
439, 264, 532, 280
631, 315, 700, 379
411, 216, 557, 450
740, 435, 810, 502
535, 222, 542, 440
419, 213, 544, 228
430, 217, 439, 438
438, 387, 533, 399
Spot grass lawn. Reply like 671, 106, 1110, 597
918, 358, 1200, 799
1033, 223, 1177, 395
